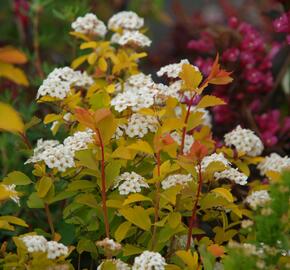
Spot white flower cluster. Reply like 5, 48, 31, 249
245, 190, 271, 210
108, 11, 144, 31
200, 153, 230, 172
161, 174, 193, 190
114, 172, 149, 195
171, 131, 194, 155
224, 125, 264, 157
71, 13, 107, 37
2, 184, 20, 205
111, 31, 151, 47
25, 130, 94, 172
97, 259, 130, 270
96, 238, 122, 252
111, 73, 158, 112
214, 168, 248, 185
108, 11, 150, 48
257, 153, 290, 176
21, 235, 68, 259
157, 59, 199, 78
37, 67, 93, 99
125, 113, 158, 138
132, 251, 166, 270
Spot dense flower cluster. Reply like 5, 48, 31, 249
111, 31, 151, 47
157, 59, 193, 78
125, 113, 158, 138
71, 13, 107, 37
37, 67, 93, 99
114, 172, 149, 195
132, 251, 166, 270
273, 11, 290, 44
214, 168, 248, 185
257, 153, 290, 176
25, 130, 93, 172
245, 190, 271, 210
161, 174, 193, 190
108, 11, 144, 31
224, 125, 264, 156
21, 235, 68, 259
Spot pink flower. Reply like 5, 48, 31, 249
273, 12, 290, 33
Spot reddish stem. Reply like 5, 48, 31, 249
151, 151, 161, 250
96, 128, 110, 238
186, 162, 203, 250
19, 132, 32, 149
180, 94, 196, 155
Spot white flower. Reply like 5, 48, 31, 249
111, 73, 157, 112
161, 174, 192, 190
241, 219, 254, 229
97, 259, 130, 270
170, 131, 194, 155
200, 153, 230, 172
114, 172, 149, 195
224, 125, 264, 157
63, 129, 94, 153
37, 67, 93, 99
125, 113, 158, 138
96, 238, 122, 252
113, 30, 151, 47
245, 190, 271, 210
63, 112, 72, 122
133, 251, 166, 270
71, 13, 107, 37
108, 11, 144, 31
2, 184, 20, 205
157, 59, 199, 78
214, 168, 248, 185
257, 153, 290, 176
46, 241, 68, 259
21, 235, 47, 253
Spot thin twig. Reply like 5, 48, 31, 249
44, 203, 55, 238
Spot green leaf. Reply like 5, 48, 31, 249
27, 192, 45, 208
3, 171, 32, 185
211, 188, 234, 203
168, 212, 181, 228
119, 206, 151, 231
75, 149, 99, 171
76, 194, 99, 208
0, 216, 28, 227
114, 221, 131, 242
37, 177, 52, 198
66, 180, 97, 191
77, 239, 97, 254
127, 140, 154, 154
105, 161, 122, 190
122, 244, 143, 256
49, 191, 77, 204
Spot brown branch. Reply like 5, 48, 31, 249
44, 203, 55, 238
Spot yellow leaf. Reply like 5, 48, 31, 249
0, 62, 29, 86
123, 194, 152, 206
43, 113, 62, 124
119, 206, 151, 231
37, 176, 52, 198
187, 111, 204, 130
161, 118, 184, 133
106, 84, 115, 93
196, 95, 226, 109
88, 52, 97, 65
70, 31, 91, 41
112, 146, 136, 160
0, 46, 27, 64
127, 140, 154, 154
71, 55, 88, 69
98, 57, 107, 72
179, 63, 202, 91
0, 102, 24, 133
211, 188, 234, 202
115, 221, 132, 242
176, 250, 198, 269
80, 41, 98, 49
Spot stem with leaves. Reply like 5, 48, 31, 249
44, 203, 55, 239
96, 128, 110, 238
186, 162, 203, 250
151, 151, 161, 250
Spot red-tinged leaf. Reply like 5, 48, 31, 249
207, 244, 225, 257
93, 108, 112, 124
0, 47, 27, 64
185, 141, 208, 162
74, 108, 96, 130
154, 132, 175, 153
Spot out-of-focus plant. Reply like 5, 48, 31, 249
1, 9, 289, 270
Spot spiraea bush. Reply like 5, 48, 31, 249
0, 11, 289, 270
